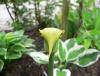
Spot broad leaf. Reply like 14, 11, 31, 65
10, 44, 27, 52
54, 68, 71, 76
24, 39, 34, 47
0, 32, 7, 48
0, 48, 7, 55
67, 45, 85, 61
73, 49, 99, 67
5, 52, 22, 59
28, 52, 49, 64
58, 40, 67, 62
65, 39, 77, 51
6, 30, 24, 37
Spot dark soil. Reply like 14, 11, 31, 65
0, 27, 100, 76
1, 56, 48, 76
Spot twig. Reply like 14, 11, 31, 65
4, 0, 14, 22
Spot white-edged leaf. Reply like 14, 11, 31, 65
28, 52, 49, 64
65, 39, 78, 51
73, 49, 99, 67
0, 59, 4, 72
67, 45, 85, 61
54, 68, 71, 76
58, 40, 67, 62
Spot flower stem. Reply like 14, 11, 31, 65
49, 53, 54, 76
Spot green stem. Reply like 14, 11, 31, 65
49, 53, 54, 76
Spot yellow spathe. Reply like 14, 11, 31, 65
39, 28, 64, 56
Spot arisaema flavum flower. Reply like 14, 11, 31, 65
39, 28, 64, 57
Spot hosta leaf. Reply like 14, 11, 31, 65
24, 39, 34, 47
28, 52, 49, 64
0, 59, 4, 72
73, 49, 99, 67
54, 68, 71, 76
67, 45, 85, 61
6, 31, 24, 43
0, 32, 7, 48
58, 40, 67, 62
6, 30, 24, 37
0, 48, 7, 55
6, 35, 19, 43
10, 44, 27, 52
0, 32, 5, 41
5, 51, 22, 59
65, 39, 77, 51
9, 37, 21, 43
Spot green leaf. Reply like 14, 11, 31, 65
11, 22, 24, 30
0, 59, 4, 72
10, 44, 27, 52
84, 39, 91, 50
65, 39, 76, 51
58, 40, 66, 62
54, 68, 71, 76
6, 35, 19, 43
28, 52, 49, 64
88, 0, 95, 7
67, 45, 85, 61
74, 49, 99, 67
95, 14, 100, 30
76, 0, 82, 3
6, 30, 24, 43
0, 48, 7, 55
76, 34, 84, 44
44, 40, 49, 52
37, 0, 44, 3
24, 39, 34, 47
89, 30, 100, 36
95, 42, 100, 50
6, 30, 24, 37
0, 32, 7, 48
5, 51, 22, 59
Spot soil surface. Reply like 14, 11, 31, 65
0, 27, 100, 76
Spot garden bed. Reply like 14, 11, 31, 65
0, 27, 100, 76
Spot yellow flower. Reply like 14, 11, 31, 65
39, 28, 64, 56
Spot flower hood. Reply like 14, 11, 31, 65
39, 28, 64, 56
